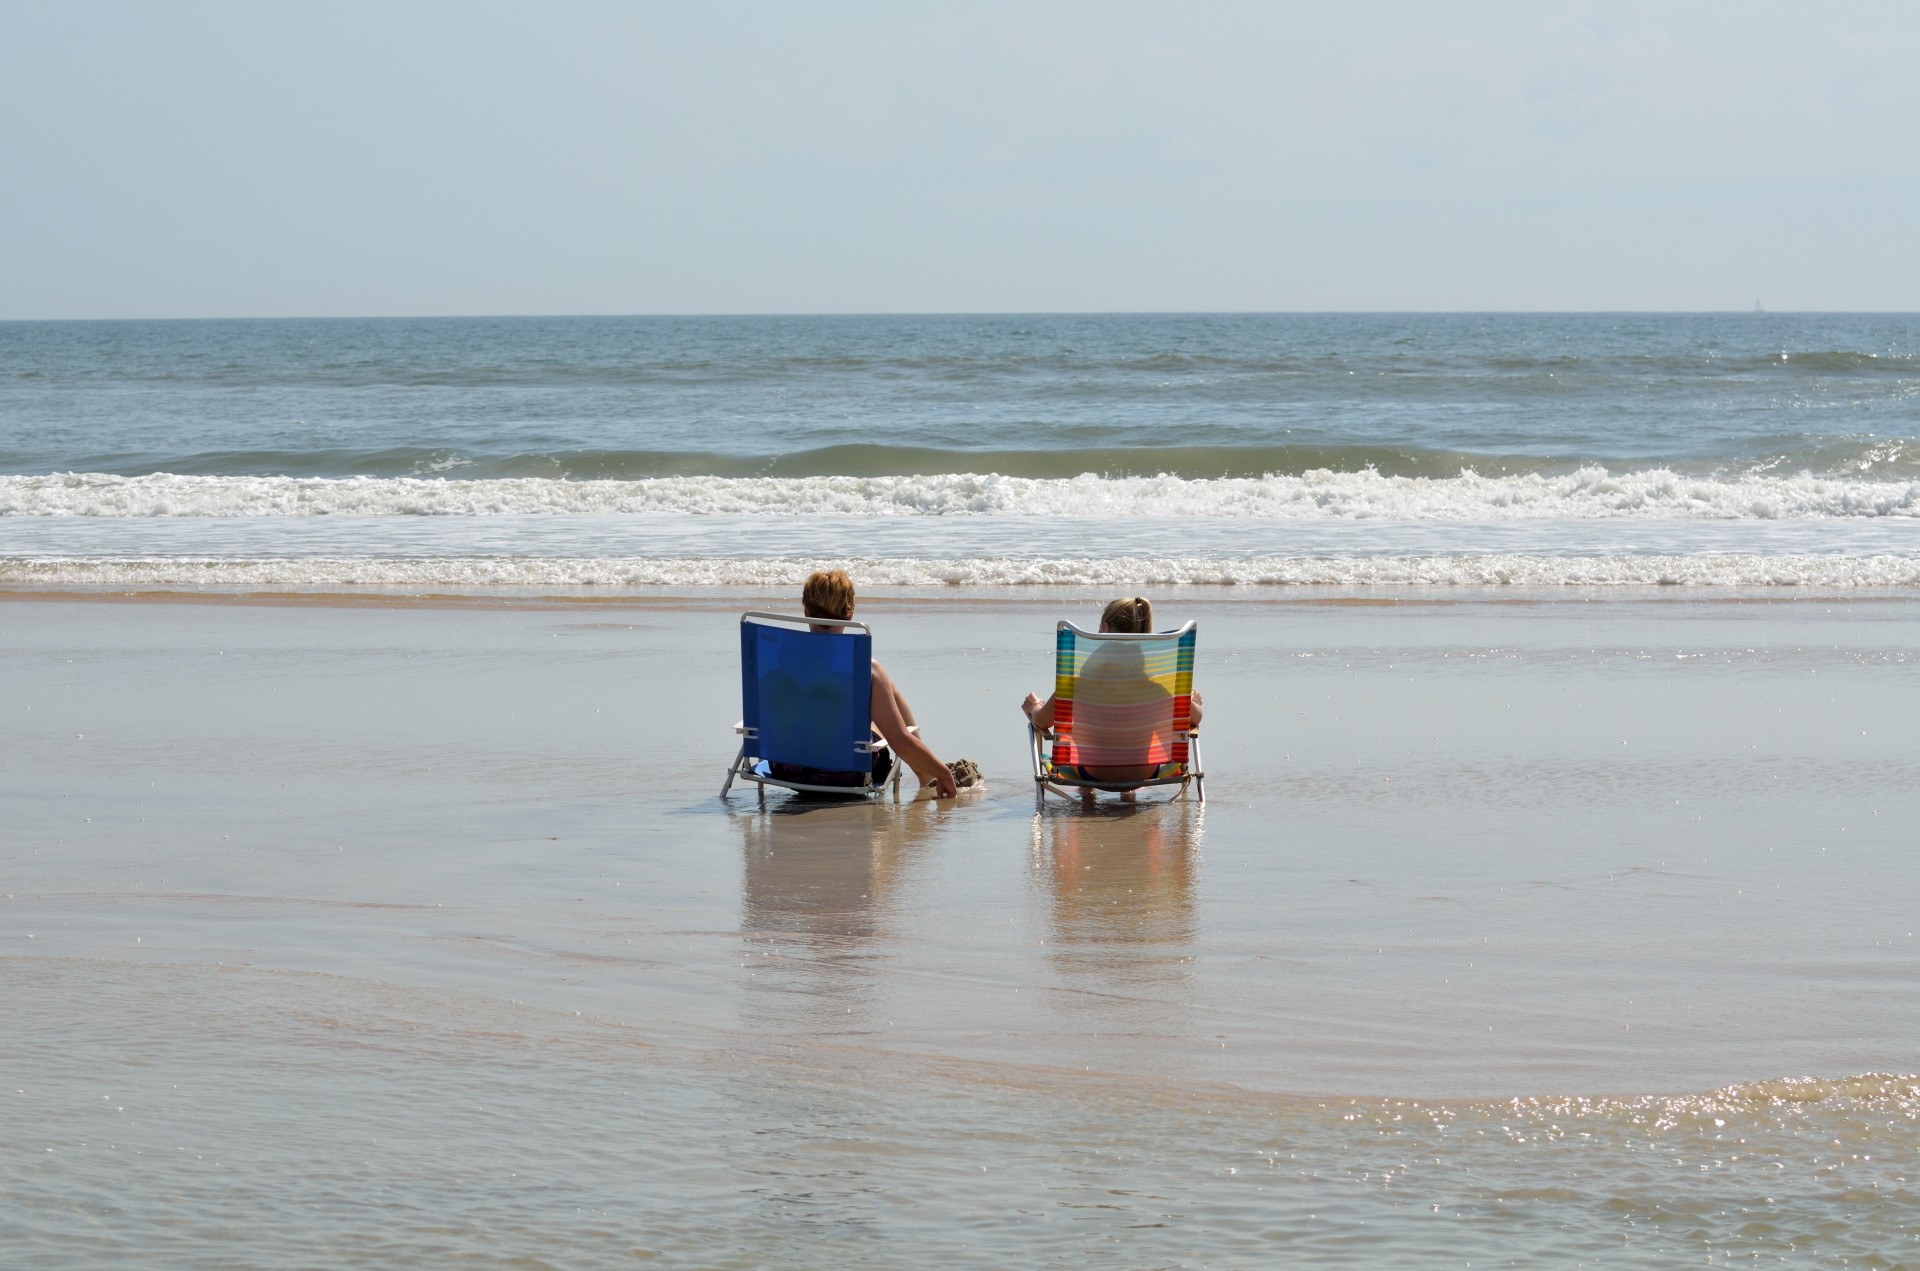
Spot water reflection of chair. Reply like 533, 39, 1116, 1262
735, 800, 941, 1028
1027, 621, 1205, 806
1031, 804, 1203, 992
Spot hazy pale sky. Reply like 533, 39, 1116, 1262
3, 1, 1916, 318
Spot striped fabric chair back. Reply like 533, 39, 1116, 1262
1047, 621, 1196, 775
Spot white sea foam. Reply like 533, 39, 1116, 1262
5, 469, 1920, 520
7, 554, 1919, 589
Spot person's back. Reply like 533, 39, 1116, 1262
1022, 596, 1203, 790
1069, 639, 1174, 782
800, 569, 958, 799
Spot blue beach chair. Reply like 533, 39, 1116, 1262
1027, 620, 1205, 806
721, 611, 903, 801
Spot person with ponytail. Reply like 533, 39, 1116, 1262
1096, 595, 1155, 636
1021, 596, 1204, 790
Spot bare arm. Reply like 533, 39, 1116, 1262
1187, 689, 1203, 728
1021, 691, 1056, 733
888, 675, 919, 729
873, 660, 957, 798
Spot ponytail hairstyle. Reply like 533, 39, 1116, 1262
1099, 596, 1154, 634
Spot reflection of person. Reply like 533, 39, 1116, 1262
1036, 804, 1200, 977
801, 570, 958, 799
1021, 596, 1203, 792
737, 796, 948, 1034
741, 801, 932, 943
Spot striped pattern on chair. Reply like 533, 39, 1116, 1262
1048, 623, 1196, 779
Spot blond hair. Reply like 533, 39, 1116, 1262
1100, 596, 1153, 634
801, 569, 856, 621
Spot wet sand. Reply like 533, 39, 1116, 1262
5, 589, 1919, 1264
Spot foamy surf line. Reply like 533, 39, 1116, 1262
6, 469, 1920, 520
7, 554, 1920, 589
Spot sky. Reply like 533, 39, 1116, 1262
2, 0, 1916, 318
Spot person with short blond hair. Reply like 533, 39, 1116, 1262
799, 569, 958, 799
801, 568, 857, 624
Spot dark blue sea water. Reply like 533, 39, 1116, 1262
3, 313, 1917, 587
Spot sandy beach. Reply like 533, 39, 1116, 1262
5, 586, 1918, 1263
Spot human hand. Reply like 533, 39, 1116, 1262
922, 765, 959, 798
1021, 692, 1041, 715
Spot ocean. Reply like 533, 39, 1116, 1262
4, 314, 1919, 1266
3, 312, 1917, 589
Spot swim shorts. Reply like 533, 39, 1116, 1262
766, 745, 894, 789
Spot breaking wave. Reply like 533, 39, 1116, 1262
7, 553, 1920, 589
6, 468, 1920, 520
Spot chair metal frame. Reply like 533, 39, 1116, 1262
1027, 620, 1205, 807
721, 611, 904, 802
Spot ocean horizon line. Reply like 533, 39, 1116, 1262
6, 307, 1918, 325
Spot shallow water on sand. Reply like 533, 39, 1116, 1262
4, 592, 1919, 1265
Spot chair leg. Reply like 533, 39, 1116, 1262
720, 745, 746, 797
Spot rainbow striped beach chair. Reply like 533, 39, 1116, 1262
1027, 620, 1205, 805
721, 612, 903, 801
